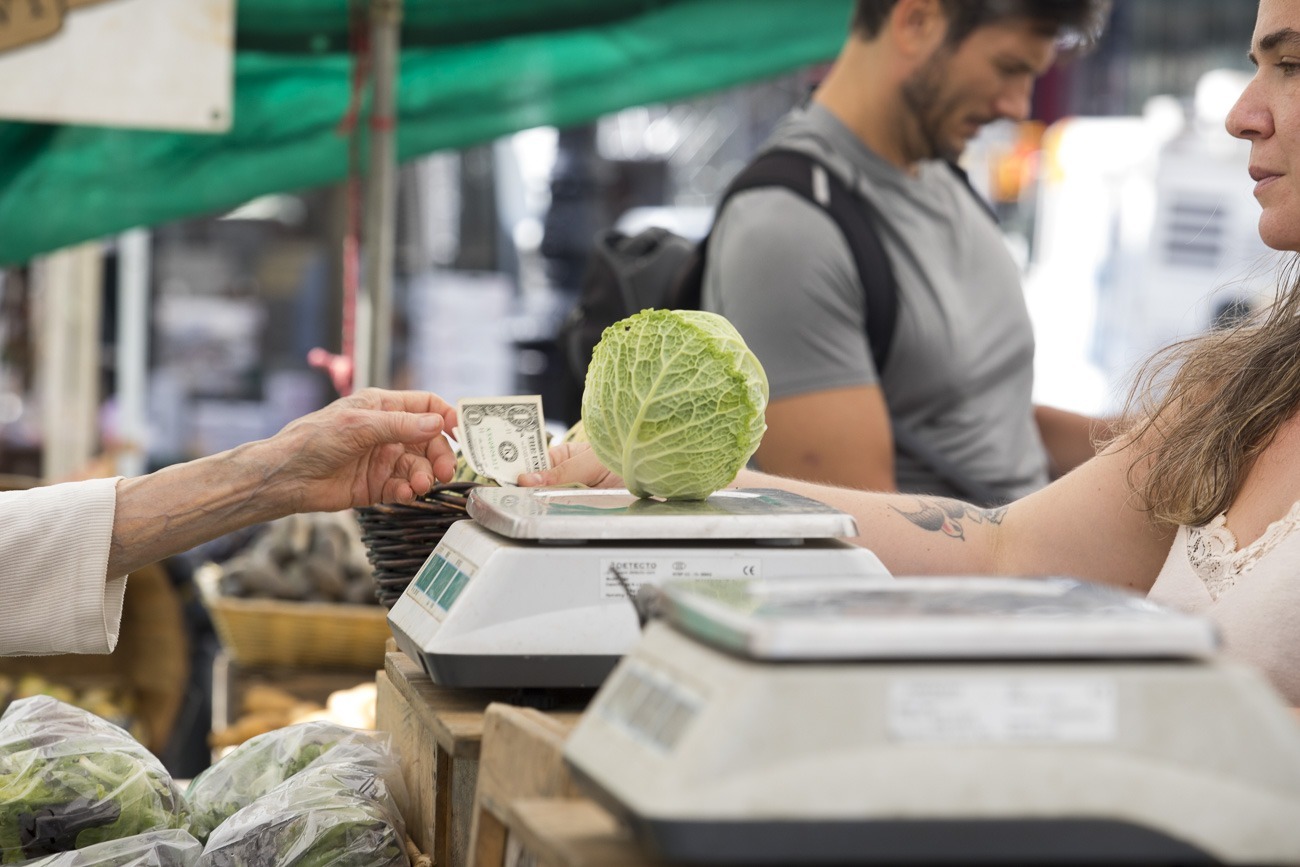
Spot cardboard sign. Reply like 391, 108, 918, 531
0, 0, 233, 132
0, 0, 66, 54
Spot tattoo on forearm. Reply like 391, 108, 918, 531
890, 498, 1007, 541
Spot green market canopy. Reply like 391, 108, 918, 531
0, 0, 852, 265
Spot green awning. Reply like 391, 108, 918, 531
0, 0, 851, 266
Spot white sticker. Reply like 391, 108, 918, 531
600, 557, 761, 599
887, 676, 1118, 744
597, 660, 704, 753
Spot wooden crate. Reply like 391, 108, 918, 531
375, 651, 591, 867
506, 799, 670, 867
467, 702, 667, 867
208, 652, 380, 757
468, 703, 582, 867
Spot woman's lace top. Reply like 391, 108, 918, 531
1186, 500, 1300, 600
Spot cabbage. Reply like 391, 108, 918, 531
582, 309, 768, 500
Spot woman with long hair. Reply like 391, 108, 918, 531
521, 0, 1300, 708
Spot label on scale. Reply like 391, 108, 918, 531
600, 556, 762, 599
410, 545, 478, 621
886, 676, 1118, 744
595, 659, 705, 754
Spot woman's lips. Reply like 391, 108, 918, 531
1251, 167, 1282, 195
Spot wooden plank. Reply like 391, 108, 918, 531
508, 799, 668, 867
381, 650, 592, 867
449, 752, 482, 867
381, 652, 487, 865
377, 668, 439, 858
468, 704, 584, 867
384, 651, 509, 759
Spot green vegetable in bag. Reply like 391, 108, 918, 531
185, 722, 397, 843
20, 828, 201, 866
0, 697, 189, 863
197, 763, 407, 867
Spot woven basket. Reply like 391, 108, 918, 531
354, 482, 480, 608
197, 566, 392, 670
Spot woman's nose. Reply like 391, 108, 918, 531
1226, 78, 1271, 140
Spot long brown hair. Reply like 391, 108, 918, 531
1119, 258, 1300, 527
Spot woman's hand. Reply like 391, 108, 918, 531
517, 442, 623, 489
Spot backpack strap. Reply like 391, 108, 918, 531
681, 148, 899, 376
683, 148, 1008, 506
946, 159, 999, 223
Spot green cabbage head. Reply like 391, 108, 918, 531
582, 309, 768, 500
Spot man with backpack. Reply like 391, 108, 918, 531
700, 0, 1111, 503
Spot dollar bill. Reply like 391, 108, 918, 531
455, 395, 552, 486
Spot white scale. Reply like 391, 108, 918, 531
387, 486, 889, 688
564, 575, 1300, 864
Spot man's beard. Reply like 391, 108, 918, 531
899, 51, 964, 163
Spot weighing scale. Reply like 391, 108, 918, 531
386, 487, 890, 689
564, 575, 1300, 864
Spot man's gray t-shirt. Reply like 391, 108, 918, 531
701, 103, 1050, 502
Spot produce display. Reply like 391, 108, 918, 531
185, 722, 399, 842
582, 309, 769, 500
197, 762, 408, 867
0, 697, 189, 864
0, 675, 142, 743
215, 512, 376, 604
20, 829, 201, 867
0, 695, 413, 866
209, 682, 377, 751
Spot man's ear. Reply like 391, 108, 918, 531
889, 0, 948, 59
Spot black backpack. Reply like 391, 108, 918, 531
559, 147, 897, 387
556, 148, 1006, 505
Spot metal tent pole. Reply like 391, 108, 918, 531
35, 243, 102, 481
116, 229, 150, 479
360, 0, 402, 390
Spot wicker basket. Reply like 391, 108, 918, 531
197, 566, 392, 670
355, 482, 480, 608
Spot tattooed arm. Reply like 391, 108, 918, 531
887, 499, 1008, 542
726, 443, 1173, 593
526, 438, 1175, 592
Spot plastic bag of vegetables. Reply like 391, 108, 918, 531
197, 762, 408, 867
20, 829, 201, 866
0, 697, 190, 864
185, 722, 401, 842
293, 740, 408, 813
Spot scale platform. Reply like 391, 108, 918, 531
386, 488, 889, 689
564, 576, 1300, 864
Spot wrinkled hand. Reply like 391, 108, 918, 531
269, 388, 460, 512
517, 442, 623, 489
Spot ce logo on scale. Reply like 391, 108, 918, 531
742, 565, 757, 576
